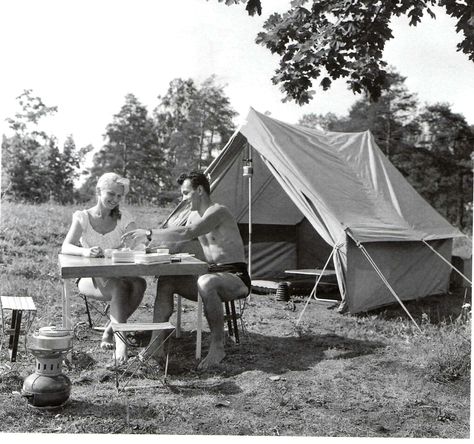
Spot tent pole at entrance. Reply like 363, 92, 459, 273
243, 143, 253, 278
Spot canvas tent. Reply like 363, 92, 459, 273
165, 108, 465, 314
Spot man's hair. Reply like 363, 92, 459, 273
177, 170, 211, 195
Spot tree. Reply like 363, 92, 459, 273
300, 70, 419, 157
154, 76, 236, 180
192, 76, 237, 169
344, 71, 419, 159
219, 0, 474, 104
52, 135, 84, 204
154, 79, 200, 182
2, 90, 60, 202
415, 103, 473, 228
298, 111, 345, 131
84, 94, 167, 204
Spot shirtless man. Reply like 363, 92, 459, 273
121, 171, 251, 370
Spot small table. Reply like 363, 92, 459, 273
58, 254, 209, 331
0, 296, 37, 362
285, 269, 337, 277
285, 268, 338, 303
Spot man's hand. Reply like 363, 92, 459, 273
121, 229, 147, 248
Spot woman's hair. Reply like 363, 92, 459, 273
177, 170, 211, 195
96, 172, 130, 219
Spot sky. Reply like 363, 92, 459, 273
1, 0, 473, 152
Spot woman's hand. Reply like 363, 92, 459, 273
83, 246, 104, 258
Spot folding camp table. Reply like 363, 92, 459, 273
285, 269, 338, 303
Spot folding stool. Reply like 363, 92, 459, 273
0, 296, 37, 362
111, 321, 175, 392
79, 293, 110, 331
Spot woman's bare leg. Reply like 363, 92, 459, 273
100, 277, 146, 351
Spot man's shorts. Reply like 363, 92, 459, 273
207, 262, 251, 297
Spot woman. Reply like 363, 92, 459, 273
61, 172, 146, 364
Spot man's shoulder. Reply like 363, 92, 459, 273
208, 203, 233, 218
188, 203, 232, 223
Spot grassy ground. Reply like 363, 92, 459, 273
0, 202, 471, 437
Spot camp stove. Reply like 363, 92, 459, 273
21, 326, 73, 409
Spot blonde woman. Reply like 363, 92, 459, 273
62, 172, 146, 364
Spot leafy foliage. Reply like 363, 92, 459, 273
82, 94, 166, 204
2, 90, 85, 203
82, 77, 236, 202
215, 0, 262, 16
154, 76, 237, 180
219, 0, 474, 104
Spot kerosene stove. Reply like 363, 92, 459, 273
21, 326, 73, 409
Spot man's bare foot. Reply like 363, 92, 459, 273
114, 337, 128, 363
197, 347, 226, 371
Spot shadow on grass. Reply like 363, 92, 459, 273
164, 330, 385, 380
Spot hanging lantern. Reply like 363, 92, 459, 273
21, 326, 73, 409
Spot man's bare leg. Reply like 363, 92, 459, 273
146, 275, 197, 362
196, 273, 248, 370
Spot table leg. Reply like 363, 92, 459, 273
62, 279, 73, 330
176, 294, 182, 338
196, 294, 202, 360
9, 310, 22, 362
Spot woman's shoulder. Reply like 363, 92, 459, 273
72, 209, 88, 223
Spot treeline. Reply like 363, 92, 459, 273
298, 71, 473, 232
2, 71, 473, 231
1, 76, 236, 205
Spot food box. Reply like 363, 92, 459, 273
111, 250, 136, 263
134, 253, 172, 264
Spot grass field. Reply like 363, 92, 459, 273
0, 201, 471, 437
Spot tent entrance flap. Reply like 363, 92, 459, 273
239, 221, 334, 279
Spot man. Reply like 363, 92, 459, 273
122, 171, 251, 370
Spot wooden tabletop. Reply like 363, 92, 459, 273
58, 254, 209, 279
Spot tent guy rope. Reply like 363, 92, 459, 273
346, 231, 422, 333
422, 239, 472, 286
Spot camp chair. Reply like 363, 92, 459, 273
78, 293, 110, 331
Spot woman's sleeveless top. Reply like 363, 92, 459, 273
73, 208, 134, 250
